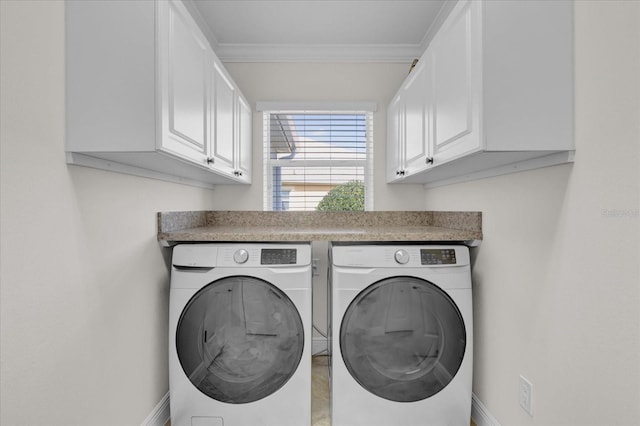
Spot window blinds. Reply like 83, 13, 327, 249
263, 111, 373, 211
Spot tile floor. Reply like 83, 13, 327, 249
311, 355, 330, 426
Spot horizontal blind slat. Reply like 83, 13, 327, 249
266, 111, 371, 212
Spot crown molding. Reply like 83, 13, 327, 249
256, 101, 377, 112
182, 0, 220, 51
419, 0, 458, 52
215, 43, 424, 63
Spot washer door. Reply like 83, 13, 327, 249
340, 276, 466, 402
176, 276, 304, 404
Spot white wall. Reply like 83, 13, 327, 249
423, 2, 640, 425
0, 1, 217, 424
212, 61, 427, 212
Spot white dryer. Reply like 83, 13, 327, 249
169, 243, 312, 426
330, 244, 473, 426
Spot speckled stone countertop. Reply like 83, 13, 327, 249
157, 211, 482, 246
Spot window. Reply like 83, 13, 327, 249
260, 103, 375, 212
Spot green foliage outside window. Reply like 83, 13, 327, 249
316, 180, 365, 212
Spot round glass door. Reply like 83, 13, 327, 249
176, 276, 304, 404
340, 276, 466, 402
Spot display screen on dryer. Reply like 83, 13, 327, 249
261, 248, 297, 265
421, 249, 457, 265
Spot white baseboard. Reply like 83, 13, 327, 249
141, 392, 170, 426
312, 336, 328, 355
142, 376, 490, 426
472, 393, 501, 426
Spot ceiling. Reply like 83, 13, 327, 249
187, 0, 454, 62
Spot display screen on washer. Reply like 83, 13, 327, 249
420, 248, 457, 265
175, 276, 304, 404
261, 248, 297, 265
340, 277, 466, 402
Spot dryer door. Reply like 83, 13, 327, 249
340, 276, 466, 402
176, 276, 304, 403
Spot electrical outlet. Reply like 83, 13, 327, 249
519, 375, 533, 416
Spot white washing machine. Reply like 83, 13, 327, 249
330, 244, 473, 426
169, 243, 312, 426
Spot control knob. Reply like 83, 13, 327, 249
394, 249, 410, 264
233, 249, 249, 264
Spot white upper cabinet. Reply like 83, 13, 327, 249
236, 95, 253, 182
388, 0, 574, 187
386, 93, 404, 182
404, 54, 434, 176
66, 0, 252, 188
431, 0, 481, 165
208, 59, 252, 183
210, 60, 237, 175
387, 57, 433, 182
159, 0, 210, 164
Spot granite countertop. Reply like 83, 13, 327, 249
157, 211, 482, 246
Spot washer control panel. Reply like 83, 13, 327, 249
261, 248, 297, 265
174, 244, 310, 268
420, 248, 457, 265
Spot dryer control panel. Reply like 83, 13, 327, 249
331, 244, 469, 268
261, 248, 297, 265
420, 248, 457, 265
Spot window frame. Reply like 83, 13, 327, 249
258, 102, 376, 212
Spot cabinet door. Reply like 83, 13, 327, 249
210, 61, 236, 175
386, 94, 405, 182
431, 0, 481, 165
159, 0, 209, 164
235, 95, 252, 182
402, 59, 432, 176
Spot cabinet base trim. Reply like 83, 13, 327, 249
421, 151, 575, 189
66, 152, 217, 190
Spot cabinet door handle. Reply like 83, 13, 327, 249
426, 157, 434, 165
206, 157, 215, 165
